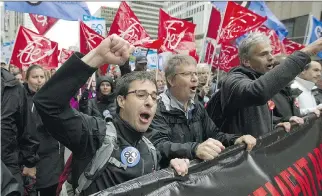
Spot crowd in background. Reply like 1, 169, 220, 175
1, 33, 322, 196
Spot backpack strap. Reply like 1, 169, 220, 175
75, 121, 117, 195
142, 136, 158, 170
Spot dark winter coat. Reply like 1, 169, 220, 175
147, 91, 239, 167
272, 85, 302, 124
22, 83, 64, 189
79, 76, 117, 119
1, 68, 39, 175
220, 51, 311, 137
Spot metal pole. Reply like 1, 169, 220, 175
303, 13, 312, 45
198, 4, 213, 63
206, 3, 227, 87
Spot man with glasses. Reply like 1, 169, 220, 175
146, 54, 256, 167
196, 63, 212, 105
33, 34, 190, 195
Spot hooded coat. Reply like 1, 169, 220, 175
79, 76, 117, 119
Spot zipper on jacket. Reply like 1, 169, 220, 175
141, 158, 145, 175
58, 142, 60, 154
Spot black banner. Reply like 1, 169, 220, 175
93, 114, 322, 196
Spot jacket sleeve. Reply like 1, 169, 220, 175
299, 106, 320, 116
148, 111, 199, 161
33, 53, 107, 158
221, 51, 311, 113
202, 105, 240, 146
18, 86, 39, 168
78, 89, 90, 114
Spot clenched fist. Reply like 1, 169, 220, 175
195, 138, 225, 160
82, 34, 135, 68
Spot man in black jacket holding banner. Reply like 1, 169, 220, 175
219, 32, 322, 137
147, 54, 257, 167
33, 34, 190, 195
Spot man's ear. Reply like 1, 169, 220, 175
243, 58, 251, 67
167, 76, 174, 87
117, 95, 125, 109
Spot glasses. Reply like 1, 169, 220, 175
126, 90, 158, 102
175, 71, 198, 78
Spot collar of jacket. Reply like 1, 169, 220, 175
113, 114, 143, 146
23, 82, 36, 96
295, 77, 316, 90
312, 87, 322, 96
229, 65, 263, 80
280, 84, 303, 99
97, 92, 116, 103
159, 89, 195, 113
1, 68, 19, 88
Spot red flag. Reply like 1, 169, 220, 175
158, 9, 197, 60
214, 43, 240, 72
109, 1, 154, 47
207, 7, 221, 40
282, 38, 305, 55
29, 14, 58, 35
140, 38, 164, 49
59, 48, 74, 64
250, 25, 284, 55
219, 1, 267, 44
80, 21, 108, 74
10, 26, 59, 69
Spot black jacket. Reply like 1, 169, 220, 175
79, 94, 117, 119
33, 53, 162, 195
1, 68, 39, 175
220, 51, 311, 137
312, 88, 322, 105
272, 85, 302, 124
1, 160, 21, 196
22, 83, 64, 189
79, 76, 117, 119
147, 92, 239, 167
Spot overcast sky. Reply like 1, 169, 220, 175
44, 2, 121, 49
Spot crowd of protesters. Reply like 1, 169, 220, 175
1, 33, 322, 196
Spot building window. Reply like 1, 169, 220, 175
282, 14, 309, 44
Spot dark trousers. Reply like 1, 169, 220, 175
37, 184, 58, 196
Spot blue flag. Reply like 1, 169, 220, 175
306, 15, 322, 59
4, 1, 91, 21
211, 1, 288, 40
247, 1, 288, 40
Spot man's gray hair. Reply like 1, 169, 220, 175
164, 54, 197, 88
238, 32, 271, 62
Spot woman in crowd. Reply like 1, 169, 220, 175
79, 75, 117, 119
23, 65, 64, 196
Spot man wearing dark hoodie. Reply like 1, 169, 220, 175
219, 32, 322, 137
79, 76, 117, 118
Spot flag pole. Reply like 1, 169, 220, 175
198, 5, 213, 63
303, 13, 312, 45
206, 3, 227, 87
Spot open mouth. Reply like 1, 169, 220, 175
190, 86, 197, 92
139, 112, 151, 124
267, 64, 274, 70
